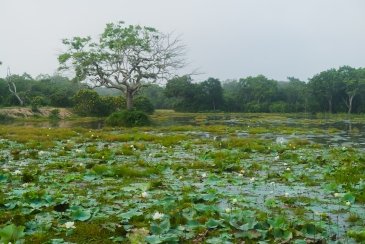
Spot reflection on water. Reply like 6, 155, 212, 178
7, 120, 105, 129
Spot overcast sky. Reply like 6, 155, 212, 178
1, 0, 364, 82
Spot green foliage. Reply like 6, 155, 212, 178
59, 21, 184, 111
73, 89, 100, 116
0, 74, 81, 107
70, 206, 92, 221
73, 89, 124, 116
49, 109, 61, 120
106, 110, 150, 127
348, 229, 365, 242
166, 76, 223, 112
0, 224, 25, 243
134, 96, 154, 114
30, 96, 44, 112
97, 95, 125, 116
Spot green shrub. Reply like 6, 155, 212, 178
134, 96, 154, 114
97, 96, 125, 116
48, 109, 61, 120
30, 96, 45, 112
106, 110, 150, 127
73, 89, 100, 116
73, 89, 125, 116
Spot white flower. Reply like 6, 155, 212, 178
238, 173, 243, 177
152, 212, 164, 220
38, 150, 45, 156
19, 162, 27, 167
284, 192, 289, 197
13, 170, 22, 175
249, 177, 255, 182
79, 163, 84, 167
240, 169, 245, 174
345, 201, 351, 206
334, 193, 340, 197
141, 191, 148, 198
283, 162, 288, 166
22, 183, 29, 187
232, 198, 238, 204
201, 173, 207, 178
75, 149, 83, 153
274, 156, 280, 161
178, 176, 183, 180
225, 208, 231, 213
285, 167, 291, 171
64, 221, 76, 229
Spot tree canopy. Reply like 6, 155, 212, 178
58, 21, 185, 110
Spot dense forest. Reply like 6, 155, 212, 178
1, 65, 364, 115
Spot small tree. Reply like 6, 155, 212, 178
59, 21, 185, 110
6, 68, 24, 106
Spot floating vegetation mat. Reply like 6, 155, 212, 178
0, 114, 365, 243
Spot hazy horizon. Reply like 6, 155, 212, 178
1, 0, 364, 82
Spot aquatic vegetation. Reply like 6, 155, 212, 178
0, 113, 364, 242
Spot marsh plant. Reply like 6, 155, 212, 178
0, 114, 364, 243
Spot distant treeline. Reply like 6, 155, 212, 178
162, 65, 365, 114
1, 65, 365, 114
0, 74, 81, 108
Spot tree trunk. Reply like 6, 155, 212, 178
348, 95, 354, 114
328, 99, 332, 113
126, 90, 133, 110
8, 82, 24, 106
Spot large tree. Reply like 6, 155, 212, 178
338, 66, 365, 114
308, 69, 343, 113
200, 78, 224, 111
58, 21, 185, 110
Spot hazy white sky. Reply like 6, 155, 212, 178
1, 0, 364, 81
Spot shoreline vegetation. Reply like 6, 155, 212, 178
0, 111, 364, 243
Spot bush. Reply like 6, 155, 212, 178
134, 96, 154, 114
106, 110, 150, 127
30, 96, 45, 112
73, 89, 125, 116
73, 89, 100, 116
97, 96, 125, 116
50, 91, 74, 107
49, 109, 61, 120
